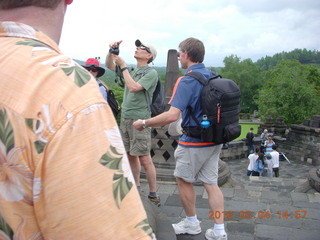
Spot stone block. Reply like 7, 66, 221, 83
310, 120, 320, 128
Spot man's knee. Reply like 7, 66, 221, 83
139, 155, 153, 166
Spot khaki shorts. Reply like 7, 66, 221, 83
120, 118, 151, 156
173, 144, 222, 185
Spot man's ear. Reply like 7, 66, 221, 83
65, 0, 73, 5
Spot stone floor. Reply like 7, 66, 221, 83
141, 157, 320, 240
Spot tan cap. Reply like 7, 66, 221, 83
135, 39, 157, 62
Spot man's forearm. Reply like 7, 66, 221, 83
105, 53, 116, 71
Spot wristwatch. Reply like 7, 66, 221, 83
142, 119, 147, 129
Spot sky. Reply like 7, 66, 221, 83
60, 0, 320, 67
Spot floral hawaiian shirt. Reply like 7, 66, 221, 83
0, 21, 154, 240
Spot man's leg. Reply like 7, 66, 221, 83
204, 183, 227, 239
203, 183, 225, 224
176, 177, 196, 217
172, 177, 201, 235
127, 152, 141, 187
139, 154, 157, 193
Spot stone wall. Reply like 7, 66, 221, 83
274, 115, 320, 166
143, 115, 319, 185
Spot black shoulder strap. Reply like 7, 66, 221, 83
185, 71, 222, 85
185, 71, 207, 85
184, 72, 208, 126
183, 71, 222, 127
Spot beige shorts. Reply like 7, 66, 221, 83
120, 118, 151, 156
173, 144, 222, 185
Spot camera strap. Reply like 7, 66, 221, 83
115, 65, 125, 88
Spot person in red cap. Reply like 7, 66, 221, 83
105, 39, 160, 206
82, 58, 108, 101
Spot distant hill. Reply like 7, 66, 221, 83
255, 48, 320, 71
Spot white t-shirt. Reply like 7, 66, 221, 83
270, 151, 280, 168
248, 153, 259, 171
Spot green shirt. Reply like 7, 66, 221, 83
121, 66, 158, 119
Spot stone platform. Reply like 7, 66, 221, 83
141, 158, 320, 240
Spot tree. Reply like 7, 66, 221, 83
256, 60, 320, 125
220, 55, 263, 113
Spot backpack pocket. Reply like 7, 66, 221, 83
200, 125, 214, 142
223, 123, 241, 142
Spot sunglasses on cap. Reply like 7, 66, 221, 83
139, 45, 151, 53
85, 67, 98, 72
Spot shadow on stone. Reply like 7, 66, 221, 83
140, 193, 177, 240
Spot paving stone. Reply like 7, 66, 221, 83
225, 200, 267, 212
147, 157, 320, 240
157, 184, 177, 195
226, 222, 255, 235
292, 201, 320, 209
289, 228, 320, 240
160, 205, 183, 218
220, 187, 235, 198
307, 192, 320, 203
257, 215, 303, 228
255, 224, 291, 240
302, 218, 320, 230
290, 192, 309, 202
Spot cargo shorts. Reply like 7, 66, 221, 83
120, 118, 151, 156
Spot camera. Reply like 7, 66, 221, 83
109, 46, 119, 55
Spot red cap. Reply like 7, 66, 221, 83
85, 58, 100, 66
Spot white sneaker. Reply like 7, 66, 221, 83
205, 228, 227, 240
172, 218, 201, 235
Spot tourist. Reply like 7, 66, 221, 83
270, 144, 280, 177
133, 37, 227, 240
247, 147, 260, 176
264, 134, 275, 154
260, 129, 268, 153
105, 39, 160, 206
246, 127, 255, 157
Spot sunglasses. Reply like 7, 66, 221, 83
85, 67, 98, 72
139, 45, 151, 53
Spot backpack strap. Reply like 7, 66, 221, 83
184, 72, 209, 127
184, 71, 222, 126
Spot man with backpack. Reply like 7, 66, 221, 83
133, 37, 228, 240
105, 39, 160, 205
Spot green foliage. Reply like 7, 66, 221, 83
256, 60, 320, 124
256, 48, 320, 71
234, 123, 260, 141
220, 55, 263, 113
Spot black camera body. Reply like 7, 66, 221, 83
109, 46, 119, 55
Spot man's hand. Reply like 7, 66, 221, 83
133, 119, 144, 131
109, 40, 122, 49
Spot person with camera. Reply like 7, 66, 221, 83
133, 38, 227, 240
105, 39, 160, 206
0, 1, 154, 239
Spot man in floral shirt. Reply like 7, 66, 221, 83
0, 1, 154, 239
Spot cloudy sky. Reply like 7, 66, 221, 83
60, 0, 320, 67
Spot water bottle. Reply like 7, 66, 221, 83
201, 115, 211, 128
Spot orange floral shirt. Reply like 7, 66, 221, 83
0, 21, 154, 240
